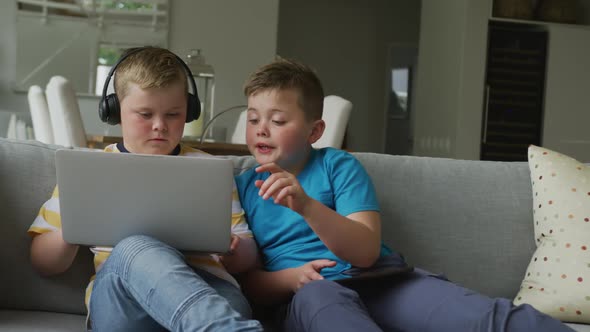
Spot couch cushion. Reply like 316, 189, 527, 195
567, 323, 590, 332
354, 152, 536, 299
514, 145, 590, 323
0, 138, 93, 315
0, 310, 85, 332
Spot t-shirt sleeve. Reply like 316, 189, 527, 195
230, 180, 252, 237
28, 186, 62, 236
329, 151, 380, 217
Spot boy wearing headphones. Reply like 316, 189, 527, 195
28, 47, 262, 331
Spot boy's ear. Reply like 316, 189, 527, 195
308, 119, 325, 144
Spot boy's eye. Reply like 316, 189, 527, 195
139, 112, 152, 119
272, 120, 286, 125
247, 119, 259, 125
167, 112, 180, 118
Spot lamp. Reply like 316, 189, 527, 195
183, 49, 215, 139
199, 104, 247, 146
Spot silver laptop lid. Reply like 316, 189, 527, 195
55, 149, 233, 253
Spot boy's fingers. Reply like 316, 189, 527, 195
259, 174, 288, 198
256, 163, 284, 174
309, 271, 324, 281
320, 259, 338, 267
311, 259, 337, 271
262, 178, 290, 200
230, 235, 240, 251
274, 187, 294, 205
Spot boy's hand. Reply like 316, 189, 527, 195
228, 233, 240, 254
292, 259, 337, 292
255, 163, 311, 215
219, 234, 257, 274
219, 234, 240, 270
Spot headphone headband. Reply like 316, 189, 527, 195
98, 46, 201, 125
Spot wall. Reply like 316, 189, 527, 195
412, 0, 490, 159
0, 0, 278, 138
542, 25, 590, 162
276, 0, 421, 153
0, 2, 27, 115
168, 0, 279, 136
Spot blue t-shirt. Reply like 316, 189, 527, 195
235, 147, 392, 280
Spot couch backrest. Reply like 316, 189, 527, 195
354, 153, 536, 299
0, 138, 536, 314
0, 138, 93, 315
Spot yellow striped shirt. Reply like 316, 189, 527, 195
28, 143, 251, 308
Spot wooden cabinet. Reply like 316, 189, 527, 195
414, 0, 590, 161
480, 22, 548, 161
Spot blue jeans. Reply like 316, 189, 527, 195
89, 235, 262, 332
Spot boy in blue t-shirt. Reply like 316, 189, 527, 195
235, 58, 572, 331
29, 46, 262, 332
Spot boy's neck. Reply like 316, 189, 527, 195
116, 142, 181, 155
283, 147, 315, 176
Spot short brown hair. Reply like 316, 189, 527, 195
244, 57, 324, 121
114, 46, 188, 102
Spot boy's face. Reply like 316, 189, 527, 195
246, 88, 323, 174
119, 82, 187, 155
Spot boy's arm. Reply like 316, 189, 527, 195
240, 259, 336, 306
301, 203, 381, 268
256, 163, 381, 268
30, 230, 79, 276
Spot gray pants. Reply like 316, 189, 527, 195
283, 268, 573, 332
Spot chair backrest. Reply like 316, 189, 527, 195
313, 95, 352, 149
45, 76, 87, 147
229, 109, 248, 144
27, 85, 54, 144
229, 95, 353, 149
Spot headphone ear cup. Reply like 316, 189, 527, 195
101, 94, 121, 125
186, 93, 201, 123
98, 96, 109, 124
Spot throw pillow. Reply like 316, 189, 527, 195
514, 145, 590, 323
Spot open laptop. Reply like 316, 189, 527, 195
55, 149, 234, 253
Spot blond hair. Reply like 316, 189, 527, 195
114, 46, 188, 101
243, 57, 324, 121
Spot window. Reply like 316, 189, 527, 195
15, 0, 169, 96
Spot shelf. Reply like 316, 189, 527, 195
487, 131, 537, 139
490, 17, 590, 31
481, 151, 528, 161
490, 47, 543, 56
490, 89, 539, 97
488, 68, 543, 77
489, 57, 544, 66
484, 141, 530, 148
487, 79, 541, 88
487, 121, 537, 129
489, 100, 539, 108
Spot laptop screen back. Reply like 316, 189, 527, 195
55, 149, 233, 253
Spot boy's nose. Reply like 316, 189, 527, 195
256, 124, 269, 137
152, 117, 168, 132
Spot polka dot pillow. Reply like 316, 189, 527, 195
514, 145, 590, 323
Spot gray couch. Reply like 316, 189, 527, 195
0, 137, 587, 331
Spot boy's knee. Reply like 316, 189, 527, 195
287, 280, 366, 331
112, 234, 158, 256
293, 280, 360, 309
107, 235, 176, 272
